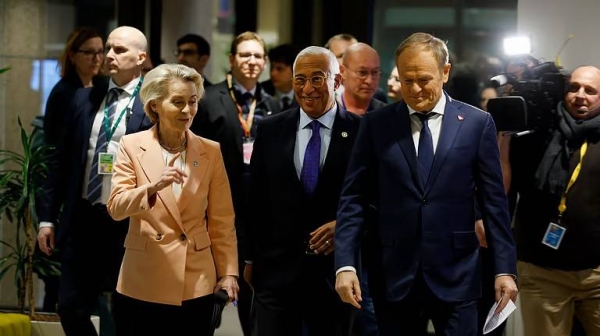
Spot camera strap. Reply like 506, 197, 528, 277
557, 140, 588, 224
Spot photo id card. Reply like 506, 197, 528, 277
98, 152, 115, 175
243, 139, 255, 165
542, 222, 566, 250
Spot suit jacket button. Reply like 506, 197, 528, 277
421, 199, 428, 206
180, 233, 187, 241
156, 233, 163, 241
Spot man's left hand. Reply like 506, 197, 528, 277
309, 220, 336, 255
494, 275, 518, 313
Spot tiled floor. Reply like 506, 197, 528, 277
214, 305, 243, 336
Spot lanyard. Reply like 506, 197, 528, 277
103, 79, 142, 144
226, 73, 257, 138
557, 140, 588, 222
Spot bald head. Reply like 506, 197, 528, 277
564, 65, 600, 120
340, 43, 381, 107
105, 26, 148, 86
341, 43, 379, 67
110, 26, 147, 52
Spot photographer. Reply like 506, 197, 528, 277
500, 66, 600, 335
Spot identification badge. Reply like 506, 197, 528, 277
541, 222, 566, 250
98, 152, 115, 175
243, 139, 255, 165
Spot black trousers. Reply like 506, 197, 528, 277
57, 199, 127, 336
252, 257, 356, 336
236, 261, 254, 336
113, 292, 215, 336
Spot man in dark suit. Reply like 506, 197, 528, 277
244, 46, 358, 336
37, 26, 152, 336
175, 33, 212, 86
189, 31, 279, 336
261, 44, 301, 111
334, 32, 518, 336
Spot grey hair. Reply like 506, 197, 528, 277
293, 46, 340, 76
140, 63, 204, 124
395, 32, 449, 72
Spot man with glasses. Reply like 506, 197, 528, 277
190, 31, 279, 336
339, 43, 386, 116
244, 46, 359, 336
175, 34, 212, 86
37, 26, 152, 336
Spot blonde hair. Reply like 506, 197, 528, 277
140, 64, 204, 124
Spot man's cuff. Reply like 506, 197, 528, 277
335, 266, 357, 276
39, 221, 55, 229
244, 260, 253, 265
495, 273, 517, 280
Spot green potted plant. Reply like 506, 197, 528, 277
0, 116, 60, 319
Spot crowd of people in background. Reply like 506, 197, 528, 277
33, 24, 600, 336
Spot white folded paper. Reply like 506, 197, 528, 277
483, 298, 517, 334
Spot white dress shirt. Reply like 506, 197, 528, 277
409, 93, 446, 154
277, 89, 295, 109
234, 82, 257, 96
161, 149, 187, 200
294, 104, 338, 178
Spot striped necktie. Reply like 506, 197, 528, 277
86, 87, 123, 204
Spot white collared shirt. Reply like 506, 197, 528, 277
277, 89, 295, 108
81, 77, 141, 204
294, 103, 338, 179
408, 93, 446, 154
234, 82, 257, 96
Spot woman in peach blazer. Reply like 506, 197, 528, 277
107, 64, 238, 335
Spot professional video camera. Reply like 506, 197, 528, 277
487, 61, 567, 136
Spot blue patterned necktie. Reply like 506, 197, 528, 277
86, 87, 122, 204
416, 112, 434, 186
300, 120, 322, 195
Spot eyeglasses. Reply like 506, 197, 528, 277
77, 49, 104, 59
347, 68, 382, 79
174, 49, 198, 57
236, 52, 265, 61
293, 75, 329, 88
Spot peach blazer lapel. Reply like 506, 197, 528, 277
178, 130, 209, 213
136, 128, 184, 232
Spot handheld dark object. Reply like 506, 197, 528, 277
209, 289, 229, 335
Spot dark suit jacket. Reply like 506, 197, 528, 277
190, 80, 280, 254
43, 74, 108, 146
335, 95, 516, 303
38, 79, 152, 246
247, 107, 361, 289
